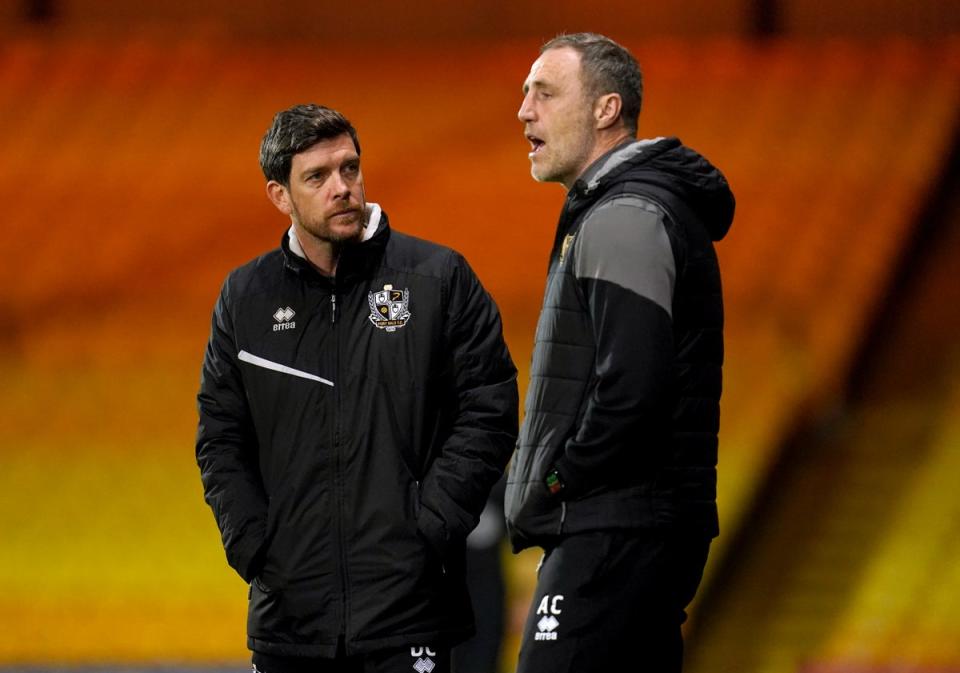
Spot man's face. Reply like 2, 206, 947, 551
273, 133, 366, 245
518, 47, 597, 189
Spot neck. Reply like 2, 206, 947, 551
293, 225, 341, 277
566, 130, 635, 191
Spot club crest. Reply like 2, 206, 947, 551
368, 283, 411, 332
559, 234, 576, 263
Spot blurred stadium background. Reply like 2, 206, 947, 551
1, 1, 959, 671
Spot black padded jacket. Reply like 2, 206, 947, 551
197, 210, 518, 657
505, 137, 734, 551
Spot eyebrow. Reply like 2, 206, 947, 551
522, 79, 548, 95
300, 166, 329, 180
298, 155, 359, 180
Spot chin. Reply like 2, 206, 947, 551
331, 225, 365, 244
530, 162, 551, 182
531, 167, 561, 184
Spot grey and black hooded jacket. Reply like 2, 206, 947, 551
505, 137, 734, 551
196, 208, 518, 657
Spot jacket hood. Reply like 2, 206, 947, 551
575, 137, 735, 241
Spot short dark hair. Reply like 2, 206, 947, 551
259, 104, 361, 185
541, 33, 643, 135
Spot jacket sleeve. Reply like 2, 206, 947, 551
196, 280, 269, 582
552, 196, 678, 498
416, 253, 519, 558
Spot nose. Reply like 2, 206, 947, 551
518, 93, 536, 123
330, 170, 351, 199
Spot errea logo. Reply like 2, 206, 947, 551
273, 306, 296, 331
534, 594, 563, 641
410, 646, 436, 672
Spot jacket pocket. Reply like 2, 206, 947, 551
257, 518, 295, 593
252, 575, 275, 594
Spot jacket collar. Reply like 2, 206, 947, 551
571, 137, 671, 198
280, 202, 390, 285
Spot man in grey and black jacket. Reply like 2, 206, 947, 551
196, 104, 518, 673
506, 33, 735, 673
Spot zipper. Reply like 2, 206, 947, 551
331, 287, 349, 648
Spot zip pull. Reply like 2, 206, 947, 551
330, 293, 337, 324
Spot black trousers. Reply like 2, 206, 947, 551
516, 530, 711, 673
253, 643, 451, 673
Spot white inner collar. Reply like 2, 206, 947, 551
288, 202, 382, 259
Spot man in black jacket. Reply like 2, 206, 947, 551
196, 104, 518, 673
505, 34, 735, 673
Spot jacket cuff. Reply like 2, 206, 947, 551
416, 504, 451, 558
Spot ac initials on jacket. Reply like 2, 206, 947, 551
537, 594, 564, 615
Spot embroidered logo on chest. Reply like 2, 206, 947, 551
368, 284, 411, 332
559, 234, 576, 263
272, 306, 296, 331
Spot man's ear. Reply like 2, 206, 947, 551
266, 180, 293, 215
594, 93, 623, 131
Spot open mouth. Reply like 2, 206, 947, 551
526, 134, 545, 155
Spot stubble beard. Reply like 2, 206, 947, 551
531, 145, 583, 187
294, 203, 367, 247
531, 120, 594, 187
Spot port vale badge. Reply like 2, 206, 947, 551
368, 284, 411, 332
